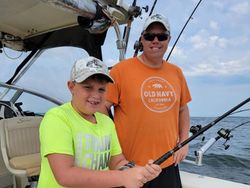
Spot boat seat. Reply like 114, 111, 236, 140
0, 116, 42, 188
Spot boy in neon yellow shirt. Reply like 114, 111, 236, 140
38, 56, 161, 188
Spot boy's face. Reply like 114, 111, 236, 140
68, 78, 107, 117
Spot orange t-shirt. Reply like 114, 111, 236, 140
106, 57, 191, 168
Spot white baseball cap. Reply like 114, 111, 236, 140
70, 56, 114, 83
143, 14, 171, 33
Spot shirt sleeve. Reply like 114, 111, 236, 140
39, 109, 74, 157
106, 116, 122, 156
179, 69, 192, 106
106, 65, 121, 105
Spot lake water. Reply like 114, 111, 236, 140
179, 116, 250, 185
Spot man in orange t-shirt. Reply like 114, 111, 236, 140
104, 14, 192, 188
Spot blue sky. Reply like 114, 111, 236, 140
0, 0, 249, 117
102, 0, 250, 117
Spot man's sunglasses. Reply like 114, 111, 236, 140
143, 33, 169, 41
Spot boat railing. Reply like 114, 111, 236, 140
0, 82, 63, 106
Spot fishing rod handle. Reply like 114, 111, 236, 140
116, 161, 136, 188
118, 161, 135, 170
153, 150, 174, 165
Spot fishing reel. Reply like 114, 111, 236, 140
189, 124, 205, 141
128, 5, 142, 18
128, 0, 149, 18
192, 127, 233, 166
217, 128, 233, 150
190, 124, 202, 134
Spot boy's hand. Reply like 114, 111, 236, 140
122, 166, 148, 188
121, 160, 161, 188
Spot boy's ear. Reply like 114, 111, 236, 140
67, 81, 75, 93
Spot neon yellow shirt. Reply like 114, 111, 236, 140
38, 102, 122, 188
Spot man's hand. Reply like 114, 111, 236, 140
173, 144, 189, 166
144, 160, 162, 182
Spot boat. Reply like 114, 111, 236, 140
0, 0, 250, 187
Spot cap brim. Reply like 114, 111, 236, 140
145, 21, 168, 31
74, 72, 114, 83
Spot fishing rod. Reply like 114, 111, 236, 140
120, 101, 250, 187
166, 0, 203, 61
230, 108, 250, 115
230, 120, 250, 131
117, 98, 249, 188
153, 97, 250, 165
118, 97, 250, 171
149, 0, 158, 16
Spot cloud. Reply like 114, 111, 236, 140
171, 46, 186, 59
210, 1, 224, 9
230, 2, 250, 15
190, 34, 207, 49
189, 32, 228, 50
185, 54, 250, 76
209, 21, 219, 31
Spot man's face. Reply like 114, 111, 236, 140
141, 23, 170, 59
68, 79, 107, 116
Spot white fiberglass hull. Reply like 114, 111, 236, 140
180, 171, 250, 188
1, 170, 250, 188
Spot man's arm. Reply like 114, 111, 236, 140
179, 104, 190, 143
173, 104, 190, 165
99, 100, 113, 116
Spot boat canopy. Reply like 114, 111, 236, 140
0, 0, 135, 58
